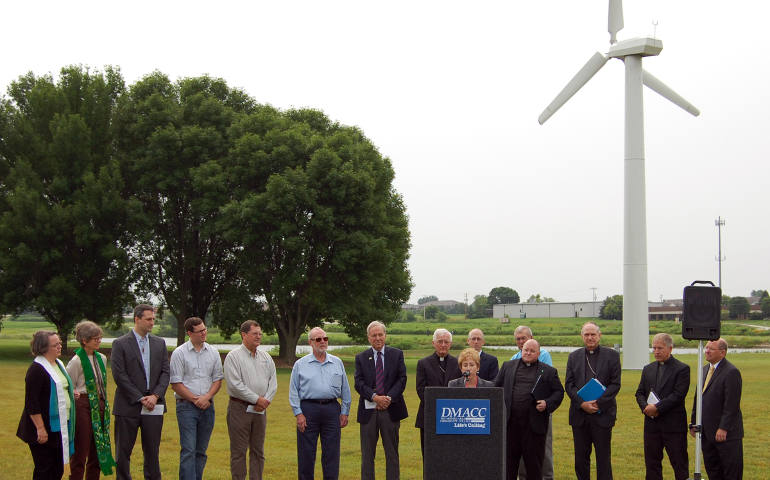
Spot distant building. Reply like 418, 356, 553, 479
493, 301, 602, 319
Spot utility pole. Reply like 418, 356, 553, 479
464, 292, 468, 319
590, 287, 598, 317
715, 217, 726, 288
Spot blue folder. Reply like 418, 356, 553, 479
577, 378, 606, 402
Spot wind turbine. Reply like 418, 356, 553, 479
538, 0, 699, 370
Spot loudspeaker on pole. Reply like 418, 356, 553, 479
682, 280, 722, 341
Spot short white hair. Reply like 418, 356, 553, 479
367, 321, 386, 335
433, 328, 452, 342
514, 325, 533, 337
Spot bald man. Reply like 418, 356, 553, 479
467, 328, 499, 381
495, 339, 564, 480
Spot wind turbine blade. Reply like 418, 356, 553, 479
538, 52, 608, 125
608, 0, 624, 44
642, 70, 700, 116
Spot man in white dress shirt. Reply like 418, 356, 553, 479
223, 320, 277, 480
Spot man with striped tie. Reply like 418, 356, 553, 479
354, 321, 408, 480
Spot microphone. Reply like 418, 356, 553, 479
463, 371, 470, 383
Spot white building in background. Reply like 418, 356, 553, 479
493, 301, 603, 320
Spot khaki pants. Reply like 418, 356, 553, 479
227, 398, 267, 480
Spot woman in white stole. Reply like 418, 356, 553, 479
17, 330, 76, 480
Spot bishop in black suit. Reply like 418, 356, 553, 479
415, 328, 462, 456
354, 321, 408, 480
690, 338, 743, 480
564, 322, 621, 480
634, 333, 690, 480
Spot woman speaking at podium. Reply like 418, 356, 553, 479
448, 349, 495, 388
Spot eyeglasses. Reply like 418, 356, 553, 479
190, 328, 207, 334
311, 337, 329, 343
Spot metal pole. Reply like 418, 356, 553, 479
622, 54, 650, 370
691, 340, 704, 480
715, 217, 725, 289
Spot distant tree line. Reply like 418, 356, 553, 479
0, 66, 412, 362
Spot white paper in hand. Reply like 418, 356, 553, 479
141, 404, 165, 415
647, 391, 660, 405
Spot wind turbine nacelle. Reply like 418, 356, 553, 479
608, 37, 663, 58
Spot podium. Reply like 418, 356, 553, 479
424, 386, 506, 480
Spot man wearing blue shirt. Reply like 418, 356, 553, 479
289, 327, 352, 480
510, 325, 554, 480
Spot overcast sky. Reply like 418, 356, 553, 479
2, 0, 767, 304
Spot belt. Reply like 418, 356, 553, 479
301, 398, 338, 405
230, 396, 251, 405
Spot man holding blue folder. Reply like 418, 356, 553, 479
564, 322, 621, 480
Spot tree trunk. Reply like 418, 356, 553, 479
276, 314, 303, 365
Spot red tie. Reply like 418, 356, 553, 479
375, 351, 385, 395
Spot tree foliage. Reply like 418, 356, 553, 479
221, 108, 412, 363
488, 286, 519, 305
761, 297, 770, 318
417, 295, 438, 305
0, 66, 134, 347
469, 295, 490, 319
526, 293, 556, 303
114, 73, 257, 345
750, 289, 768, 298
728, 297, 750, 319
599, 295, 623, 320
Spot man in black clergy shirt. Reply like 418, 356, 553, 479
415, 328, 461, 457
495, 339, 564, 480
635, 333, 690, 480
564, 322, 621, 480
354, 321, 408, 480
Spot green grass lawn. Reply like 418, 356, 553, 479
1, 346, 768, 479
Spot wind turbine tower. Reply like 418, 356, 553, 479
538, 0, 700, 369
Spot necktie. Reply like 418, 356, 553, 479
375, 351, 385, 395
702, 364, 715, 393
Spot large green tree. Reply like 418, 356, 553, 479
599, 295, 623, 320
469, 294, 490, 319
114, 73, 256, 345
0, 66, 134, 348
488, 286, 520, 305
222, 108, 412, 363
728, 296, 750, 319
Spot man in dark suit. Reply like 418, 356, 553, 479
111, 304, 170, 480
467, 328, 499, 381
564, 322, 621, 480
495, 339, 564, 480
415, 328, 461, 456
354, 321, 408, 480
634, 333, 690, 480
690, 338, 743, 480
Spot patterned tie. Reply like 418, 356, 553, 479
375, 351, 385, 395
702, 364, 715, 393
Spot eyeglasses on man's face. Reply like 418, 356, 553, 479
190, 328, 208, 334
311, 336, 329, 343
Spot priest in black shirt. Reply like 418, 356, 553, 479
495, 339, 564, 480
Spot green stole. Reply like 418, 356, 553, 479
75, 348, 117, 475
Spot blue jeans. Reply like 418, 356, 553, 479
176, 400, 216, 480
